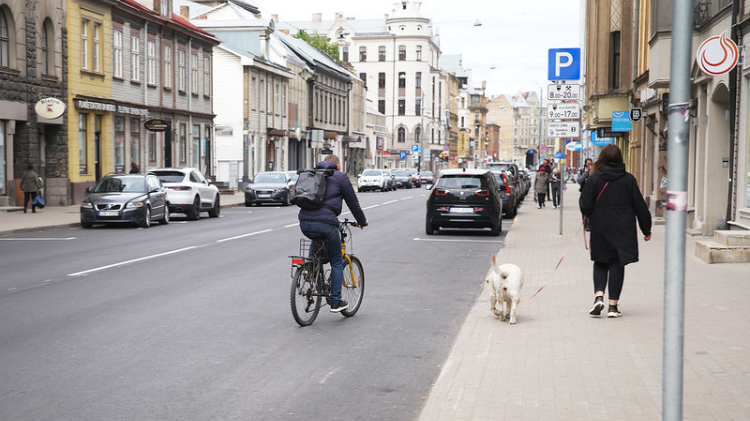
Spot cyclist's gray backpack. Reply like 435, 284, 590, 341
292, 168, 340, 211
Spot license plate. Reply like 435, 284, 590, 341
450, 207, 473, 214
98, 211, 119, 217
258, 194, 271, 198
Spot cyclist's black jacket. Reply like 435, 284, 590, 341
297, 160, 367, 226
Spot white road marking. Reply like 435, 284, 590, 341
68, 246, 198, 276
362, 204, 380, 210
216, 229, 273, 243
413, 237, 502, 243
0, 237, 76, 241
400, 196, 413, 201
383, 200, 398, 205
319, 368, 339, 384
284, 223, 300, 228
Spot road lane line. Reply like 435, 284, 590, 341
413, 238, 503, 243
400, 196, 413, 201
68, 246, 198, 276
216, 229, 272, 243
362, 204, 380, 210
284, 223, 300, 228
0, 237, 76, 241
383, 200, 398, 205
319, 368, 339, 384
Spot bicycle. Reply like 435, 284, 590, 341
289, 219, 365, 326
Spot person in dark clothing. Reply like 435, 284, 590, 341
550, 167, 562, 208
129, 162, 139, 174
538, 159, 553, 204
580, 145, 652, 318
298, 154, 368, 313
20, 163, 43, 213
577, 158, 594, 231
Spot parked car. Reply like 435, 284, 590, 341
244, 171, 296, 206
419, 170, 435, 185
406, 168, 421, 187
485, 162, 522, 212
80, 173, 169, 228
490, 170, 519, 218
425, 169, 503, 236
358, 169, 391, 192
392, 169, 413, 188
151, 168, 221, 220
383, 169, 396, 191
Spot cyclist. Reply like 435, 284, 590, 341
298, 154, 368, 313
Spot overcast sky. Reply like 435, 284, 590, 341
250, 0, 582, 98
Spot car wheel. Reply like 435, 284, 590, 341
283, 193, 291, 206
159, 206, 170, 225
140, 206, 152, 228
188, 196, 201, 220
426, 220, 435, 235
490, 221, 501, 236
81, 222, 93, 229
209, 195, 221, 217
381, 185, 386, 192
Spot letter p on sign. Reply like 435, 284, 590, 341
548, 48, 581, 81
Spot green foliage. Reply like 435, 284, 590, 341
293, 30, 340, 63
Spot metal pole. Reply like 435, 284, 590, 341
538, 86, 544, 166
663, 1, 693, 420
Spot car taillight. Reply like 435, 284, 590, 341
291, 258, 304, 265
435, 188, 449, 196
501, 174, 511, 193
476, 190, 489, 197
436, 206, 450, 212
167, 186, 191, 191
474, 207, 486, 212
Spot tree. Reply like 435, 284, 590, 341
293, 30, 340, 63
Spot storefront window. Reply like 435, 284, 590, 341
79, 114, 88, 174
131, 118, 140, 167
179, 123, 187, 163
114, 116, 125, 173
148, 131, 156, 162
192, 124, 200, 168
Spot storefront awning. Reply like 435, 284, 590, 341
341, 135, 361, 142
267, 129, 287, 137
324, 131, 339, 140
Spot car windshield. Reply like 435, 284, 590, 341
253, 173, 286, 184
152, 171, 185, 183
437, 175, 484, 189
362, 169, 381, 176
422, 171, 433, 176
94, 177, 145, 193
287, 172, 299, 182
393, 170, 408, 176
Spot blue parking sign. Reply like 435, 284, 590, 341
399, 151, 407, 160
548, 48, 581, 81
411, 144, 419, 153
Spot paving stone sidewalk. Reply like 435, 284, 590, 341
418, 186, 750, 421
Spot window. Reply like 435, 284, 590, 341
398, 45, 406, 61
379, 46, 386, 61
81, 20, 88, 70
397, 127, 405, 142
250, 77, 256, 109
611, 31, 621, 90
415, 98, 421, 116
93, 23, 100, 72
0, 10, 9, 67
359, 72, 366, 82
359, 46, 366, 62
342, 46, 348, 62
415, 126, 421, 143
398, 100, 405, 116
415, 72, 421, 89
378, 72, 386, 89
416, 45, 422, 61
203, 56, 210, 96
147, 40, 156, 85
41, 20, 52, 75
113, 30, 123, 78
178, 49, 186, 91
79, 114, 88, 174
275, 82, 280, 115
191, 52, 199, 94
148, 131, 156, 162
179, 123, 187, 163
398, 72, 405, 88
131, 118, 140, 167
163, 45, 172, 88
378, 99, 385, 114
114, 117, 125, 172
192, 125, 200, 168
131, 35, 140, 81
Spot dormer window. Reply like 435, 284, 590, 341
402, 2, 407, 10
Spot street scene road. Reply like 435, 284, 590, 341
0, 188, 513, 421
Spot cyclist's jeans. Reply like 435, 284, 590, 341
300, 221, 344, 302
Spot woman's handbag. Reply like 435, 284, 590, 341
33, 195, 46, 209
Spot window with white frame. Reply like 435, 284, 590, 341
81, 20, 88, 70
178, 49, 185, 91
0, 10, 10, 68
113, 30, 122, 78
191, 52, 198, 94
131, 35, 140, 81
147, 40, 156, 85
203, 56, 210, 96
93, 23, 100, 72
416, 45, 422, 61
163, 44, 172, 88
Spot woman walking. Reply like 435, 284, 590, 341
550, 167, 561, 208
580, 145, 652, 318
534, 169, 549, 209
20, 163, 43, 213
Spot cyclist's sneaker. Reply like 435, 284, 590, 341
330, 300, 348, 313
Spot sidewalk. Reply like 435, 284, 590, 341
0, 192, 246, 237
418, 185, 750, 421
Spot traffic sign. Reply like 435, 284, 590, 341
547, 121, 580, 138
539, 145, 547, 153
548, 48, 581, 81
555, 151, 564, 159
547, 84, 581, 100
547, 103, 580, 120
399, 151, 407, 160
411, 144, 419, 152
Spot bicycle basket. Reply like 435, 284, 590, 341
299, 238, 328, 263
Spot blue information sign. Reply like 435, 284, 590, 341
591, 132, 614, 146
612, 111, 632, 132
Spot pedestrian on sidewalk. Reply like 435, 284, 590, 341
578, 158, 593, 231
534, 168, 549, 209
20, 163, 43, 214
580, 144, 652, 318
129, 162, 140, 174
550, 167, 561, 208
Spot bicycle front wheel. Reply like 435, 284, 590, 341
290, 264, 321, 326
340, 256, 364, 317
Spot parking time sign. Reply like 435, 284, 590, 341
548, 48, 581, 81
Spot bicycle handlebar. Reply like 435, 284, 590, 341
341, 218, 367, 229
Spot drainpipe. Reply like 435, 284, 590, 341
726, 0, 740, 226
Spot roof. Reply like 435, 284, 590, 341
276, 31, 351, 79
118, 0, 220, 44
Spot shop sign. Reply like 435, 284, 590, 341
76, 99, 116, 112
144, 119, 171, 132
35, 97, 66, 119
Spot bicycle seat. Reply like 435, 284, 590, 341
304, 233, 327, 242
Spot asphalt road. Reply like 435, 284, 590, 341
0, 187, 515, 421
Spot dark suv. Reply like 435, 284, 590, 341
485, 162, 523, 214
425, 169, 503, 236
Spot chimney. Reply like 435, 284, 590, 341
180, 5, 189, 20
272, 14, 278, 23
335, 13, 343, 21
313, 13, 322, 21
384, 14, 389, 20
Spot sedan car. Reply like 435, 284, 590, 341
151, 168, 221, 220
80, 173, 169, 228
392, 169, 413, 188
425, 169, 503, 236
419, 170, 435, 185
358, 169, 391, 192
406, 168, 421, 187
244, 171, 296, 206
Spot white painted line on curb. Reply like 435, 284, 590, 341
67, 246, 199, 276
216, 229, 272, 243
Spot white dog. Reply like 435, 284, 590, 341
486, 254, 524, 324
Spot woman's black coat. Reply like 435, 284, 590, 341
579, 163, 652, 265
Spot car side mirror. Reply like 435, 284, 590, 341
425, 184, 434, 190
85, 187, 92, 194
150, 187, 160, 193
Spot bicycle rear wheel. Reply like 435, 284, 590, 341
291, 264, 321, 326
340, 256, 364, 317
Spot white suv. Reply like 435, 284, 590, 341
151, 168, 221, 220
358, 169, 391, 192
